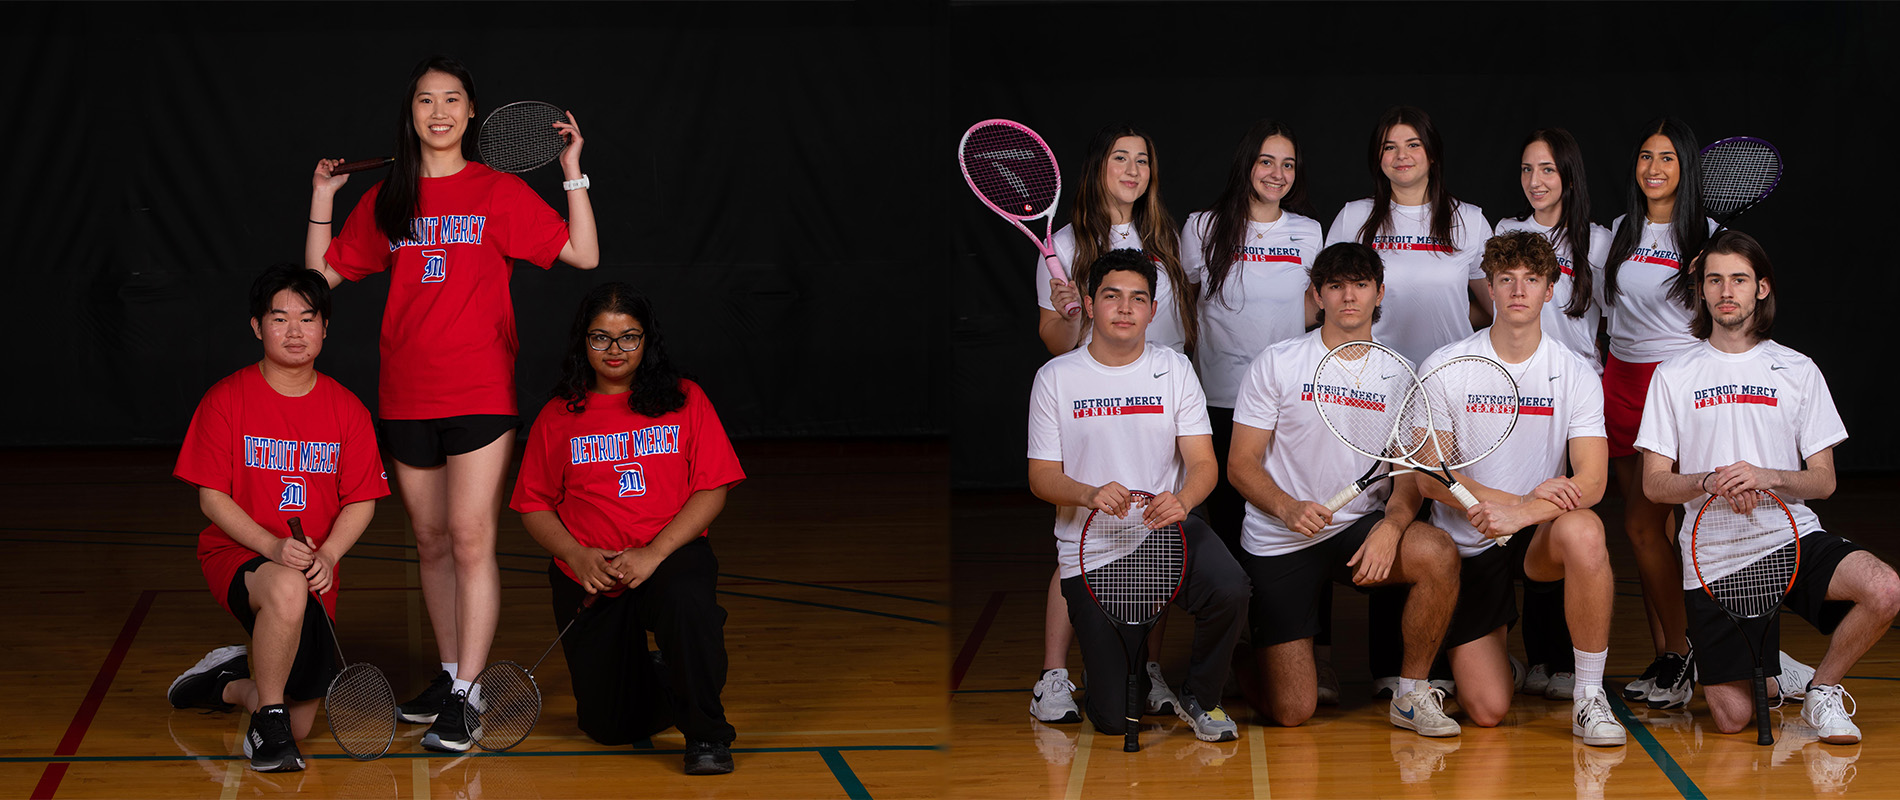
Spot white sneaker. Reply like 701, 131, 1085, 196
1572, 738, 1627, 800
1390, 686, 1461, 737
1144, 662, 1179, 716
1776, 651, 1815, 703
1802, 684, 1861, 745
1030, 720, 1077, 765
1176, 693, 1239, 743
1522, 662, 1550, 695
1572, 691, 1627, 747
1546, 671, 1577, 700
1389, 731, 1461, 783
1372, 676, 1401, 699
1030, 668, 1081, 724
1317, 658, 1341, 706
1804, 740, 1861, 792
1429, 678, 1457, 698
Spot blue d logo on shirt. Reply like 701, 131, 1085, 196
421, 248, 447, 283
614, 462, 647, 498
278, 476, 307, 511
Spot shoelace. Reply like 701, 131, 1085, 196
1577, 694, 1617, 726
1813, 686, 1857, 720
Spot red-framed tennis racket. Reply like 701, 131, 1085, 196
1078, 490, 1186, 752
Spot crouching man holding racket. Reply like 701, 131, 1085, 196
1637, 231, 1899, 744
1411, 231, 1625, 746
1027, 248, 1250, 745
511, 284, 745, 774
168, 265, 389, 772
1226, 241, 1461, 737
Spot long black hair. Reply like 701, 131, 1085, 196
554, 283, 687, 418
373, 55, 480, 246
1603, 116, 1707, 310
1511, 128, 1595, 318
1357, 106, 1462, 252
1200, 119, 1313, 308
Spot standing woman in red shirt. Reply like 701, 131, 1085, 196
301, 55, 600, 752
511, 283, 745, 775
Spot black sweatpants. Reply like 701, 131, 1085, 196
1061, 515, 1250, 735
548, 537, 736, 745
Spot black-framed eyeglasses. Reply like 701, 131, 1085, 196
587, 332, 644, 351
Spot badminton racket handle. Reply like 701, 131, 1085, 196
334, 157, 393, 175
1323, 483, 1364, 514
1045, 254, 1081, 316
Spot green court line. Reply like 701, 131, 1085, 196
1608, 693, 1705, 799
0, 745, 940, 764
821, 748, 873, 800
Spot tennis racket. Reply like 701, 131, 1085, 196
1699, 137, 1782, 226
1078, 491, 1186, 753
1313, 342, 1522, 542
329, 100, 573, 176
1690, 489, 1801, 746
466, 588, 611, 751
286, 518, 396, 760
958, 119, 1079, 316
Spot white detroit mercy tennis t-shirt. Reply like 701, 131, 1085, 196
1232, 329, 1400, 557
1027, 343, 1212, 578
1182, 210, 1325, 408
1419, 330, 1606, 557
1037, 223, 1188, 353
1605, 216, 1720, 364
1327, 199, 1489, 366
1491, 216, 1612, 373
1632, 340, 1848, 588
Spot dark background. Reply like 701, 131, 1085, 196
950, 1, 1899, 487
0, 2, 945, 445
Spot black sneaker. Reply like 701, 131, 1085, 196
1621, 655, 1666, 701
168, 645, 248, 710
684, 740, 734, 775
421, 689, 477, 752
1645, 650, 1695, 710
398, 670, 455, 724
244, 705, 305, 772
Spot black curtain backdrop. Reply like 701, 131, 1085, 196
0, 2, 946, 445
950, 2, 1899, 487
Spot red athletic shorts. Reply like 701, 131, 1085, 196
1602, 352, 1661, 458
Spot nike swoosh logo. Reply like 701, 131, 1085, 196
1549, 375, 1561, 382
1033, 692, 1044, 701
1381, 374, 1397, 380
1770, 365, 1789, 371
1154, 371, 1169, 378
1400, 706, 1416, 719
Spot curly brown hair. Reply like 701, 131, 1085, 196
1479, 230, 1561, 284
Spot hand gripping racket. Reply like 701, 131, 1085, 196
1690, 489, 1801, 745
1699, 137, 1782, 227
466, 587, 612, 751
332, 101, 573, 175
1078, 491, 1186, 753
1313, 342, 1521, 542
286, 518, 396, 760
958, 119, 1080, 316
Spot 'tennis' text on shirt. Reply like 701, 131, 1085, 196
1304, 383, 1388, 412
1072, 397, 1165, 418
569, 425, 683, 464
1694, 384, 1780, 409
1371, 235, 1452, 253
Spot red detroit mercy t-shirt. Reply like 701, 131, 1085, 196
325, 162, 571, 419
511, 381, 746, 592
174, 366, 390, 617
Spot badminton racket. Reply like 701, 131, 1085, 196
287, 517, 396, 760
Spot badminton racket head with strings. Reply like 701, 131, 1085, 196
478, 101, 570, 173
287, 518, 396, 760
1311, 341, 1428, 511
1699, 137, 1781, 223
469, 591, 605, 752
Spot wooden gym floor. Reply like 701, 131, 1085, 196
950, 474, 1900, 799
0, 440, 946, 799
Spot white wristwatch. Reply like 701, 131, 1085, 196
563, 174, 591, 191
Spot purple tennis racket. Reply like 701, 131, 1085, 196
958, 119, 1079, 316
1699, 137, 1781, 225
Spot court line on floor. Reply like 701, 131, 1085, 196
820, 749, 873, 800
950, 592, 1006, 691
1608, 692, 1705, 800
0, 745, 941, 764
1064, 724, 1092, 800
1248, 722, 1271, 799
30, 589, 157, 800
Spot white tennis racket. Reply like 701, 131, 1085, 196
958, 119, 1079, 316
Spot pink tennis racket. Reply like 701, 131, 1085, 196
958, 119, 1079, 316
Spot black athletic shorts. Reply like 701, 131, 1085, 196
1685, 530, 1860, 686
1242, 512, 1385, 647
226, 556, 340, 703
1442, 530, 1556, 648
382, 415, 518, 468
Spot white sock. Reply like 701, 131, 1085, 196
452, 678, 473, 696
1397, 677, 1422, 697
442, 662, 459, 680
1573, 648, 1608, 694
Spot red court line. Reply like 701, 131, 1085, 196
949, 591, 1006, 691
33, 589, 157, 799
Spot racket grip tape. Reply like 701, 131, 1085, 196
334, 157, 394, 175
287, 517, 307, 544
1447, 483, 1481, 510
1323, 483, 1364, 514
1044, 254, 1081, 316
1755, 669, 1773, 745
1124, 672, 1141, 752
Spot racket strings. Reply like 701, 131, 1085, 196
1701, 141, 1781, 214
478, 103, 567, 173
1696, 493, 1801, 618
324, 664, 395, 758
1081, 522, 1184, 625
1313, 345, 1424, 459
1415, 357, 1518, 469
961, 125, 1058, 217
471, 663, 541, 750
